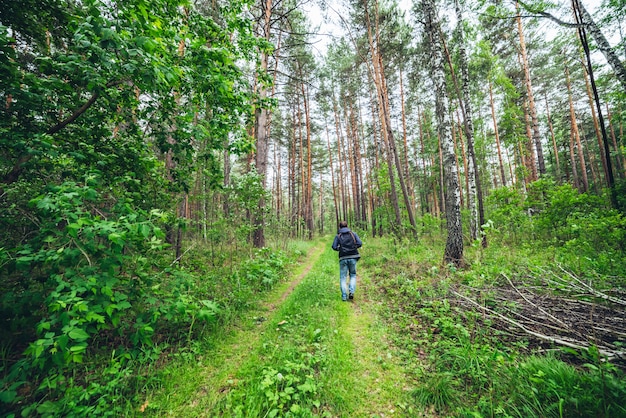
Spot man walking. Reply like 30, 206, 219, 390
332, 221, 363, 301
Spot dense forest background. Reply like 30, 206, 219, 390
1, 0, 625, 416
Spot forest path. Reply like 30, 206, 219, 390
141, 239, 415, 417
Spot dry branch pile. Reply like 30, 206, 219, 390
450, 265, 626, 363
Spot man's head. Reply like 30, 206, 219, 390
339, 220, 348, 228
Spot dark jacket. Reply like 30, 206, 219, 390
332, 227, 363, 260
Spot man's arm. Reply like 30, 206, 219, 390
332, 235, 340, 251
354, 233, 363, 248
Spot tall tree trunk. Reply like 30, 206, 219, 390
417, 108, 430, 214
379, 53, 417, 236
252, 0, 273, 248
580, 57, 609, 185
326, 123, 340, 225
565, 63, 589, 192
301, 79, 313, 239
333, 94, 348, 221
356, 95, 369, 225
545, 93, 560, 181
606, 104, 626, 178
451, 121, 464, 208
490, 82, 507, 187
399, 66, 415, 217
444, 5, 483, 243
516, 1, 545, 177
364, 2, 402, 232
565, 62, 585, 191
424, 0, 463, 266
576, 1, 626, 93
455, 112, 469, 211
274, 142, 282, 222
573, 0, 618, 207
345, 102, 359, 224
523, 99, 537, 183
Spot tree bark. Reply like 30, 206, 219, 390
326, 123, 340, 225
516, 1, 545, 177
364, 1, 402, 232
517, 0, 626, 93
424, 0, 463, 266
565, 61, 585, 192
252, 0, 273, 248
545, 93, 560, 181
580, 57, 609, 185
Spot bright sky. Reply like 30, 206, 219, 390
305, 0, 413, 57
303, 0, 611, 58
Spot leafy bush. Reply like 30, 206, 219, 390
0, 179, 224, 416
484, 180, 626, 275
484, 186, 531, 244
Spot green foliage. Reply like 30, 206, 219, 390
364, 234, 626, 418
484, 180, 626, 275
239, 248, 287, 290
411, 372, 458, 413
0, 177, 230, 414
0, 0, 268, 415
212, 248, 336, 418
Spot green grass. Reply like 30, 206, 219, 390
131, 237, 417, 417
363, 235, 626, 418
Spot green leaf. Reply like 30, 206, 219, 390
67, 328, 90, 341
0, 390, 17, 403
108, 232, 125, 246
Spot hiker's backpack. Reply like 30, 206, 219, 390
337, 231, 358, 252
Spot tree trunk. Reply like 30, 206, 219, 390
379, 53, 417, 236
490, 82, 507, 187
326, 123, 340, 225
516, 1, 545, 177
364, 2, 402, 231
606, 104, 626, 179
424, 0, 463, 266
573, 0, 618, 207
576, 1, 626, 93
333, 95, 348, 221
580, 57, 609, 185
444, 5, 482, 242
301, 79, 313, 239
252, 0, 273, 248
565, 63, 589, 192
545, 93, 560, 181
565, 62, 584, 191
451, 121, 464, 208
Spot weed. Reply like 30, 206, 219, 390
411, 372, 458, 413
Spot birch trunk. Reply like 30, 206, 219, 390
424, 0, 463, 265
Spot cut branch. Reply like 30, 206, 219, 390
450, 289, 624, 360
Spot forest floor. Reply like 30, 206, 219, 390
136, 239, 424, 417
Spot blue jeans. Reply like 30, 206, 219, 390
339, 258, 358, 300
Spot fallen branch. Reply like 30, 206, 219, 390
170, 243, 196, 266
557, 265, 626, 306
450, 289, 624, 360
502, 273, 570, 329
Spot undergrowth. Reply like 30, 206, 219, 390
363, 235, 626, 418
0, 234, 309, 417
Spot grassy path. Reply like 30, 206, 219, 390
138, 239, 415, 417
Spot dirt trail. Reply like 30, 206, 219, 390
145, 241, 415, 416
267, 242, 326, 308
149, 242, 328, 415
339, 272, 414, 417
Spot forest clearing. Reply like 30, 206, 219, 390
1, 0, 626, 416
